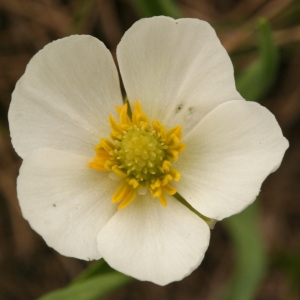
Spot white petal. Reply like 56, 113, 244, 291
17, 148, 118, 260
117, 16, 242, 134
175, 100, 289, 220
9, 35, 122, 158
97, 195, 210, 285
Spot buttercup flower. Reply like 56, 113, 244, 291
9, 16, 288, 285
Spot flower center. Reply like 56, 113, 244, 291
116, 126, 166, 182
88, 101, 185, 209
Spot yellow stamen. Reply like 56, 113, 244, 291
112, 182, 130, 203
118, 188, 137, 209
158, 194, 167, 207
88, 101, 185, 209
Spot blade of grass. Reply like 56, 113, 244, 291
38, 272, 131, 300
221, 203, 267, 300
236, 18, 279, 101
129, 0, 182, 18
72, 260, 117, 284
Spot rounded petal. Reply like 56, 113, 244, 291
9, 35, 123, 159
175, 100, 289, 220
117, 16, 242, 134
97, 194, 210, 285
17, 148, 118, 260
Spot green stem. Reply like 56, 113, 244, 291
173, 193, 216, 229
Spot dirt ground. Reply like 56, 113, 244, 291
0, 0, 299, 299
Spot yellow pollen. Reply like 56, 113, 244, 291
88, 101, 185, 209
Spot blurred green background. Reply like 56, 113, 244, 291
0, 0, 299, 299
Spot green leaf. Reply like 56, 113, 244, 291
236, 19, 279, 101
221, 202, 268, 300
129, 0, 182, 18
38, 272, 132, 300
72, 260, 116, 284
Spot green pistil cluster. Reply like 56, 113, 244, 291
115, 126, 167, 182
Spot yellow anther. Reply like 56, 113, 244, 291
112, 165, 126, 178
166, 149, 179, 161
161, 174, 172, 186
100, 138, 114, 152
128, 178, 139, 188
118, 188, 137, 209
87, 161, 106, 171
170, 169, 181, 181
150, 178, 161, 189
132, 101, 149, 125
151, 187, 162, 198
119, 104, 131, 125
162, 184, 177, 195
161, 160, 171, 173
112, 182, 130, 203
158, 194, 167, 206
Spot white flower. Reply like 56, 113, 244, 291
9, 16, 288, 285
